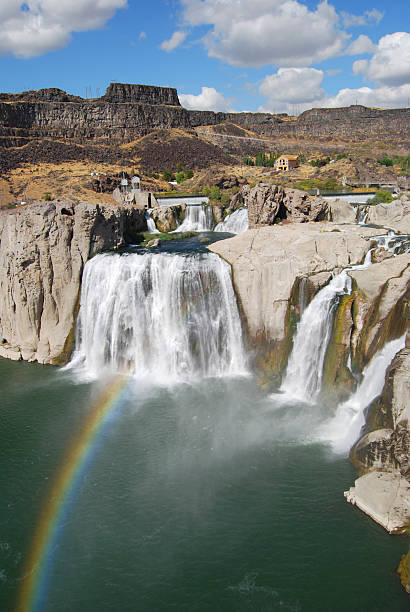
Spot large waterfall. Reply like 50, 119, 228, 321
214, 208, 249, 234
175, 204, 214, 232
280, 251, 373, 402
68, 251, 247, 382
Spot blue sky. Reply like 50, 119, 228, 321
0, 1, 409, 114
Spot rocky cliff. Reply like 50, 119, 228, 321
0, 201, 146, 364
209, 196, 409, 534
0, 84, 408, 147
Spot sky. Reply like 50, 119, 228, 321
0, 0, 409, 114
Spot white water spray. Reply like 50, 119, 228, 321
67, 252, 247, 382
214, 208, 249, 234
317, 334, 406, 453
280, 250, 373, 402
175, 204, 214, 232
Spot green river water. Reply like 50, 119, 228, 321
1, 357, 408, 611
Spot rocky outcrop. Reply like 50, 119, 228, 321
101, 83, 181, 106
0, 201, 146, 364
344, 471, 409, 534
328, 199, 357, 224
239, 183, 329, 228
345, 343, 410, 535
348, 254, 410, 370
208, 223, 381, 386
366, 199, 410, 234
150, 204, 186, 233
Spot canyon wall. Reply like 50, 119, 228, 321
0, 84, 409, 147
0, 201, 146, 364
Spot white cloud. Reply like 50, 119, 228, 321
341, 8, 384, 28
160, 30, 187, 52
345, 35, 376, 55
353, 32, 410, 86
257, 66, 410, 114
323, 83, 410, 109
181, 0, 349, 68
179, 86, 234, 111
258, 68, 325, 113
0, 0, 127, 58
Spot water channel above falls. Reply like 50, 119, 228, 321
1, 238, 408, 612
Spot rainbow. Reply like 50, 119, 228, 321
16, 375, 131, 612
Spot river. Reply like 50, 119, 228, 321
1, 243, 408, 612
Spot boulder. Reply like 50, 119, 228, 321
242, 183, 329, 227
366, 199, 410, 234
150, 204, 185, 233
344, 471, 410, 534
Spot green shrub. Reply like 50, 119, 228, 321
162, 170, 175, 181
43, 192, 53, 201
377, 156, 393, 167
367, 189, 395, 204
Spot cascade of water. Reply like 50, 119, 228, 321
317, 334, 406, 453
67, 252, 247, 382
373, 232, 410, 255
145, 209, 160, 234
354, 205, 370, 225
214, 208, 249, 234
175, 204, 214, 232
280, 250, 373, 402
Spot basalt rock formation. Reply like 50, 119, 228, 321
0, 84, 409, 150
0, 201, 146, 364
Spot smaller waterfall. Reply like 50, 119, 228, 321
214, 208, 249, 234
145, 209, 160, 234
317, 334, 406, 453
175, 204, 214, 232
373, 232, 410, 255
354, 205, 370, 225
280, 250, 373, 402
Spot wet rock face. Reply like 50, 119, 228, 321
0, 201, 146, 365
150, 204, 186, 233
242, 184, 329, 228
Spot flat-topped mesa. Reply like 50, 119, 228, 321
100, 83, 181, 106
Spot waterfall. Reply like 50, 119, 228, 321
67, 252, 247, 382
354, 205, 369, 225
373, 232, 410, 255
317, 334, 406, 453
145, 209, 160, 234
280, 251, 373, 402
175, 204, 214, 232
214, 208, 249, 234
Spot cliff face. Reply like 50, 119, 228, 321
0, 84, 408, 147
0, 201, 146, 364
